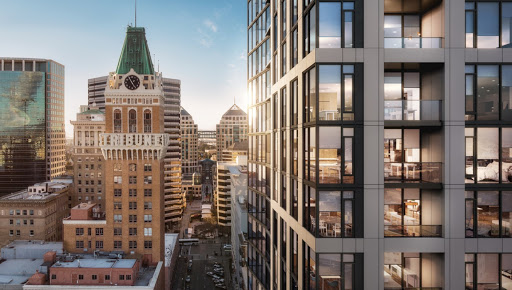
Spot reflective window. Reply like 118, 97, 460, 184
466, 191, 512, 237
466, 2, 512, 48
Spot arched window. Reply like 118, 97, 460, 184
129, 109, 137, 133
114, 110, 122, 133
144, 110, 152, 133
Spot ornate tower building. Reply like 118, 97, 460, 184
100, 26, 166, 264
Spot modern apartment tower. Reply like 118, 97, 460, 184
216, 104, 249, 162
0, 58, 66, 195
70, 104, 106, 209
86, 76, 183, 228
65, 26, 166, 265
181, 107, 199, 175
247, 0, 512, 289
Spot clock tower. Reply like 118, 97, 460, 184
100, 26, 166, 265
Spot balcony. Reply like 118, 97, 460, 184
384, 162, 442, 184
384, 100, 442, 126
384, 37, 443, 49
384, 225, 442, 237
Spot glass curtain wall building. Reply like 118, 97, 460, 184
247, 0, 510, 289
0, 58, 66, 196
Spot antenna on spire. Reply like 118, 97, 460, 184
234, 96, 236, 104
158, 60, 160, 72
135, 0, 137, 27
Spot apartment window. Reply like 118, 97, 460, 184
114, 214, 122, 223
9, 219, 13, 225
92, 274, 97, 280
129, 215, 137, 223
51, 274, 56, 280
144, 227, 152, 236
114, 202, 122, 210
144, 202, 152, 210
129, 109, 137, 133
291, 28, 298, 67
29, 230, 34, 236
465, 127, 512, 184
290, 178, 298, 220
290, 79, 298, 126
144, 176, 152, 184
95, 241, 103, 249
318, 1, 355, 48
466, 2, 512, 48
76, 228, 84, 236
465, 191, 512, 237
114, 109, 121, 133
316, 191, 353, 238
129, 228, 137, 236
129, 202, 137, 210
144, 215, 152, 223
114, 189, 122, 197
144, 109, 152, 133
304, 126, 316, 182
114, 176, 122, 184
317, 127, 354, 184
304, 67, 316, 123
304, 2, 316, 56
465, 64, 512, 121
129, 189, 137, 197
129, 176, 137, 184
29, 210, 33, 215
119, 275, 125, 280
144, 241, 153, 249
465, 253, 512, 289
129, 241, 137, 249
114, 241, 122, 249
9, 230, 13, 236
281, 42, 287, 77
317, 65, 355, 121
144, 164, 152, 172
78, 275, 84, 280
144, 189, 152, 197
105, 275, 110, 281
303, 185, 317, 233
76, 241, 84, 249
114, 228, 122, 236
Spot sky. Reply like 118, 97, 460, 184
0, 0, 248, 136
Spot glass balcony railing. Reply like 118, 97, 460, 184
384, 37, 443, 48
384, 225, 442, 237
384, 162, 442, 183
384, 100, 442, 121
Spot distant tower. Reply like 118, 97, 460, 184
216, 104, 248, 162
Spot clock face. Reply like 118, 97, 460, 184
124, 75, 140, 90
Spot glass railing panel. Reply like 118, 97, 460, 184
384, 37, 443, 48
384, 162, 442, 183
384, 225, 442, 237
384, 101, 442, 121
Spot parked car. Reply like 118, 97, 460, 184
206, 272, 214, 276
185, 275, 191, 283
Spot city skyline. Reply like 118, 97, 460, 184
0, 0, 247, 135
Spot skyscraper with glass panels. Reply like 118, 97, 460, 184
247, 0, 512, 289
0, 58, 66, 196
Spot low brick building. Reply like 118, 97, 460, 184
62, 203, 107, 254
0, 181, 70, 246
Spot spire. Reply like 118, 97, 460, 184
115, 26, 155, 75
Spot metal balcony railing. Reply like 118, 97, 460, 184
384, 162, 442, 183
384, 225, 442, 237
384, 37, 443, 48
384, 100, 442, 121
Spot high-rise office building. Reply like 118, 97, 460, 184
162, 78, 183, 227
216, 156, 247, 227
216, 104, 248, 162
86, 76, 182, 229
88, 76, 108, 111
198, 130, 216, 146
247, 1, 512, 289
180, 107, 199, 175
64, 26, 166, 265
0, 58, 66, 196
70, 104, 105, 209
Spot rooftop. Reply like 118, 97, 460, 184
222, 104, 247, 117
116, 26, 155, 75
0, 259, 44, 285
0, 181, 69, 201
164, 233, 179, 267
52, 258, 137, 269
1, 241, 63, 260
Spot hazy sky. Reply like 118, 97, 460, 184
0, 0, 247, 136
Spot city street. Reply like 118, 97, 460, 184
172, 198, 233, 290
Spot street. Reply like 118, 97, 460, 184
172, 199, 233, 290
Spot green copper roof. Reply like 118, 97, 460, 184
78, 109, 104, 115
116, 26, 155, 75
